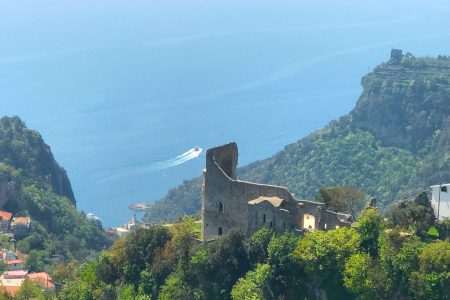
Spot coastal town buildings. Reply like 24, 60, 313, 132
111, 213, 144, 237
11, 217, 31, 237
0, 248, 54, 296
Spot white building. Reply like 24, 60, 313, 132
431, 183, 450, 220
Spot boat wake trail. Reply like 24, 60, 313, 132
98, 147, 202, 184
145, 147, 202, 172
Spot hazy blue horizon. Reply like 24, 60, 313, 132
1, 0, 450, 226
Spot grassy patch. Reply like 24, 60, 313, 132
193, 221, 202, 239
427, 226, 439, 238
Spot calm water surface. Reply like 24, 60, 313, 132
1, 0, 450, 226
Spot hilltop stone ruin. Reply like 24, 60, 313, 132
201, 142, 352, 241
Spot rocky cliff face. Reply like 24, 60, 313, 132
145, 51, 450, 223
0, 116, 75, 204
349, 53, 450, 187
0, 165, 22, 210
351, 54, 450, 153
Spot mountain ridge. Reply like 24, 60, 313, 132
145, 50, 450, 223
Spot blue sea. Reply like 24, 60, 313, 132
1, 0, 450, 227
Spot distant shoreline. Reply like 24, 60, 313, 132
128, 203, 151, 211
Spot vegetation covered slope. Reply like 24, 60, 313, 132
145, 52, 450, 222
59, 195, 450, 300
0, 116, 75, 203
0, 116, 111, 268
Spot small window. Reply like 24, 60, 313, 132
218, 227, 223, 236
335, 225, 340, 229
441, 186, 448, 193
218, 202, 224, 213
324, 223, 327, 229
269, 221, 273, 228
263, 214, 266, 223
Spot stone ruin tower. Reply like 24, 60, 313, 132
201, 142, 353, 241
201, 143, 240, 241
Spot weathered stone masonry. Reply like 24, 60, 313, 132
201, 142, 352, 241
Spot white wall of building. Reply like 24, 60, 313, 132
431, 184, 450, 220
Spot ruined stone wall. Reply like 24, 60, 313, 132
202, 143, 298, 241
318, 210, 352, 230
247, 202, 290, 236
202, 143, 352, 241
295, 200, 352, 231
297, 200, 325, 230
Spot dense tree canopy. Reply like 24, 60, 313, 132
316, 186, 368, 220
59, 191, 450, 299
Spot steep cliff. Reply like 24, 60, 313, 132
145, 51, 450, 222
0, 116, 111, 262
0, 116, 75, 204
0, 162, 22, 211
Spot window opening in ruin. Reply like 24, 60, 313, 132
269, 222, 273, 228
218, 202, 224, 213
303, 214, 315, 230
442, 186, 448, 193
335, 225, 340, 229
324, 223, 327, 229
263, 214, 266, 223
218, 227, 223, 236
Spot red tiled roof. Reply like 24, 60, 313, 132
6, 259, 23, 265
0, 211, 12, 221
12, 217, 30, 225
28, 272, 54, 288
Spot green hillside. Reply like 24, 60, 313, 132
0, 116, 111, 269
145, 51, 450, 222
0, 116, 75, 203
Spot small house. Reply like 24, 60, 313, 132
6, 259, 24, 271
0, 270, 28, 296
0, 211, 12, 232
10, 217, 31, 237
431, 183, 450, 220
28, 272, 55, 290
2, 250, 17, 262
